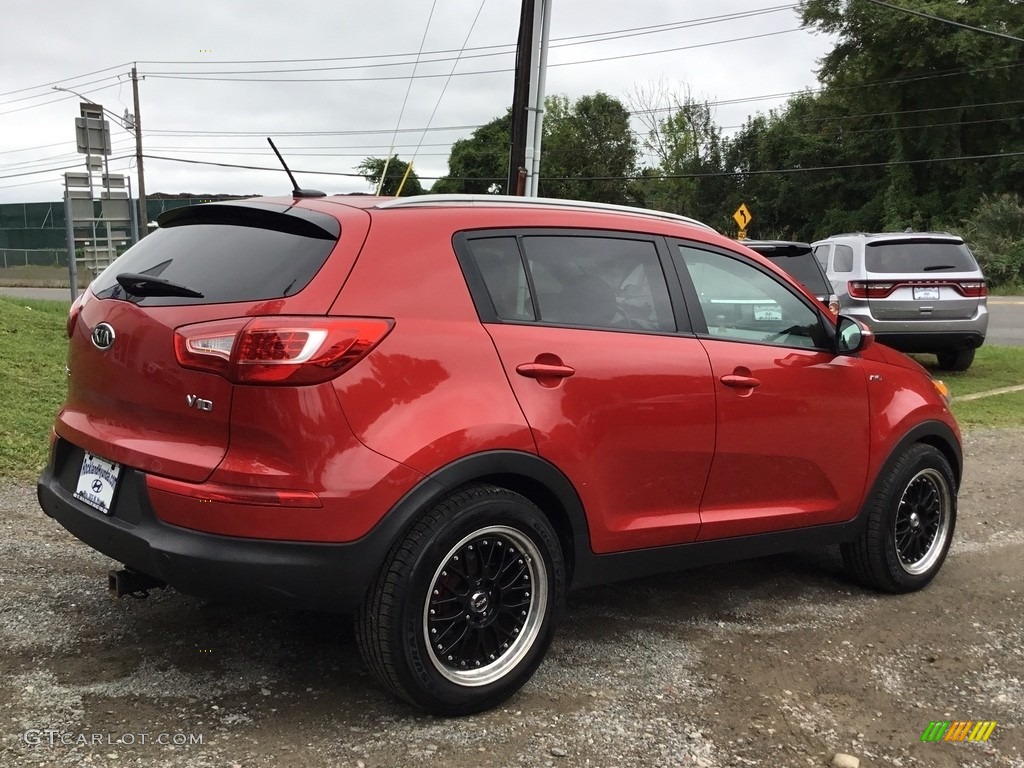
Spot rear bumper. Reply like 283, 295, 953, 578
842, 304, 987, 353
873, 330, 985, 353
37, 440, 392, 612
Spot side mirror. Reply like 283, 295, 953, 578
836, 315, 874, 355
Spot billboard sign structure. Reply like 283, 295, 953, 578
63, 102, 138, 300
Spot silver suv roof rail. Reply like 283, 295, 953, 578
375, 194, 715, 231
829, 231, 959, 239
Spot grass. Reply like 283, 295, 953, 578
907, 348, 1024, 428
0, 297, 68, 479
951, 390, 1024, 429
0, 296, 1021, 480
989, 282, 1024, 296
912, 346, 1024, 396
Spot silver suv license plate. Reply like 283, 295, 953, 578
913, 286, 940, 300
74, 452, 122, 515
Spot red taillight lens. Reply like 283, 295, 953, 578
956, 281, 987, 298
66, 294, 85, 339
174, 318, 247, 377
847, 281, 895, 299
147, 474, 322, 508
174, 316, 393, 385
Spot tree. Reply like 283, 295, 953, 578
539, 92, 638, 204
629, 81, 728, 225
357, 156, 424, 196
959, 193, 1024, 287
798, 0, 1024, 229
724, 90, 881, 240
433, 94, 639, 203
432, 112, 510, 194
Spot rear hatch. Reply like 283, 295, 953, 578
59, 201, 350, 482
862, 238, 985, 321
752, 244, 832, 302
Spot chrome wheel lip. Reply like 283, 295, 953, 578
894, 467, 952, 576
422, 525, 548, 687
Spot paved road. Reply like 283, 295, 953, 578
987, 297, 1024, 346
3, 287, 1023, 346
0, 286, 76, 302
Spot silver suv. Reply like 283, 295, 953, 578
812, 232, 988, 371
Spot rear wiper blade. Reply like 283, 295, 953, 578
923, 264, 956, 271
116, 272, 204, 298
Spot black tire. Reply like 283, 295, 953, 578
841, 444, 957, 593
355, 484, 566, 715
936, 348, 975, 371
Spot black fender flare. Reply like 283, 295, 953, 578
853, 419, 963, 534
373, 450, 592, 583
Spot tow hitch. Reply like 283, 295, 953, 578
108, 569, 167, 599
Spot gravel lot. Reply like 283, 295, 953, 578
2, 429, 1021, 768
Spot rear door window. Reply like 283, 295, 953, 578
460, 232, 677, 333
91, 203, 339, 306
833, 245, 854, 273
521, 235, 675, 331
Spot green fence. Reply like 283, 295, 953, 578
0, 248, 68, 268
0, 197, 240, 253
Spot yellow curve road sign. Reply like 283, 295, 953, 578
733, 203, 752, 230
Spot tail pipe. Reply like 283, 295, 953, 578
108, 568, 166, 599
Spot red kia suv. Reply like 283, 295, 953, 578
38, 194, 961, 715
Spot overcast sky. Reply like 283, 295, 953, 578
0, 1, 834, 204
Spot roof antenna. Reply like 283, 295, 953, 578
267, 137, 325, 198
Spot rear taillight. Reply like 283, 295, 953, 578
174, 316, 393, 385
956, 281, 987, 298
848, 280, 987, 299
66, 294, 85, 339
847, 281, 895, 299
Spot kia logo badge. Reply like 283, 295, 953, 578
91, 323, 116, 350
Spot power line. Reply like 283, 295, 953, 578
0, 7, 799, 102
411, 0, 489, 170
630, 151, 1024, 180
0, 155, 133, 181
144, 124, 486, 137
142, 154, 367, 177
375, 0, 439, 194
0, 81, 126, 117
140, 28, 804, 84
0, 74, 126, 108
133, 6, 797, 69
0, 63, 131, 98
864, 0, 1024, 44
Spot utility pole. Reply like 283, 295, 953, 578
523, 0, 552, 198
131, 65, 148, 236
507, 0, 535, 196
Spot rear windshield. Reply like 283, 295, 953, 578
865, 239, 978, 274
91, 204, 339, 306
765, 254, 831, 295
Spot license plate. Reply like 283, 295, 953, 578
754, 304, 782, 321
913, 286, 940, 301
74, 453, 121, 515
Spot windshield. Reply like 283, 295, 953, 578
765, 254, 832, 296
865, 240, 978, 273
91, 204, 339, 306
